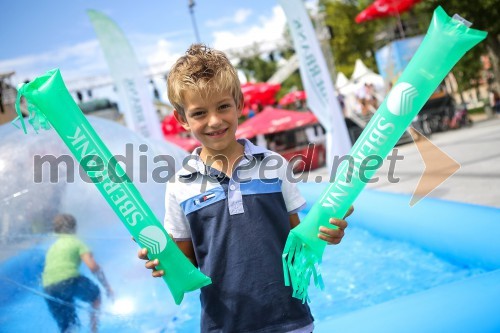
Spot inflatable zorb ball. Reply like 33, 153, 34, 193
13, 69, 212, 304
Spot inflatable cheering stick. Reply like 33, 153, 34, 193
282, 6, 487, 302
13, 69, 212, 305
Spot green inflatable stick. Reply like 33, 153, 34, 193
282, 6, 487, 302
13, 69, 211, 305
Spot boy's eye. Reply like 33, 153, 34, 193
219, 104, 231, 110
191, 111, 205, 117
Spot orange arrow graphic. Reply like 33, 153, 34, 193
409, 128, 461, 206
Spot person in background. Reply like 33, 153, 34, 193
42, 214, 113, 333
490, 89, 500, 114
248, 103, 257, 118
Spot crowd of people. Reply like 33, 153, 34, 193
354, 83, 380, 117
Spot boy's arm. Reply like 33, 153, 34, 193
140, 180, 197, 276
165, 179, 196, 265
176, 240, 198, 267
289, 213, 300, 229
81, 252, 113, 298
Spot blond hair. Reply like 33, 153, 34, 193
167, 44, 243, 118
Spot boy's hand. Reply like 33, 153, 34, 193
318, 205, 353, 245
134, 235, 169, 278
134, 234, 197, 273
138, 248, 165, 277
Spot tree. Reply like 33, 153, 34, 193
320, 0, 494, 98
234, 44, 278, 83
418, 0, 500, 93
320, 0, 384, 76
274, 47, 303, 100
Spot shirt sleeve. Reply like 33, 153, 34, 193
75, 237, 91, 256
278, 156, 307, 214
164, 181, 191, 240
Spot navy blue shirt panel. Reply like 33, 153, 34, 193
183, 178, 312, 332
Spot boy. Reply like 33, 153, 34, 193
43, 214, 113, 332
140, 44, 350, 332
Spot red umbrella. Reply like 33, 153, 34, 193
241, 82, 281, 107
278, 90, 307, 106
161, 114, 186, 136
355, 0, 422, 23
236, 107, 318, 139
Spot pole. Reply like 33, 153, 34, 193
315, 4, 337, 86
395, 11, 406, 39
188, 0, 201, 43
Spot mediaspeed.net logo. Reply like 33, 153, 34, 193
138, 226, 168, 255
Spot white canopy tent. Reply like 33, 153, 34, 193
335, 72, 349, 91
350, 59, 385, 92
338, 59, 388, 119
336, 60, 386, 97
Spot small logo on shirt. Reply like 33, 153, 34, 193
194, 193, 216, 205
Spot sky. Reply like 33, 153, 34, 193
0, 0, 317, 101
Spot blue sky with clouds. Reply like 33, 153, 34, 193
0, 0, 306, 90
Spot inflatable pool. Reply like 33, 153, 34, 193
1, 119, 499, 332
298, 183, 500, 333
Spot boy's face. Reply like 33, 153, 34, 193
175, 89, 242, 154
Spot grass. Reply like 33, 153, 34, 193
468, 106, 486, 114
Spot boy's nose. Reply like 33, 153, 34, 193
207, 113, 222, 127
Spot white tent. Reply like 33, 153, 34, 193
338, 59, 388, 119
336, 60, 386, 97
351, 59, 371, 81
335, 72, 349, 90
350, 59, 385, 91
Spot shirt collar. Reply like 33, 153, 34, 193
178, 138, 269, 177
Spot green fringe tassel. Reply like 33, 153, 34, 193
282, 232, 325, 303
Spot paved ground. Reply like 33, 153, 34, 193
305, 114, 500, 208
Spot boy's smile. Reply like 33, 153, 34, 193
205, 128, 228, 138
175, 89, 242, 158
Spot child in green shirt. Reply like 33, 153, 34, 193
42, 214, 113, 332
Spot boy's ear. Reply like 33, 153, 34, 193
173, 109, 190, 130
236, 95, 244, 117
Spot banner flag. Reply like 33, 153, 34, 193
88, 10, 163, 140
278, 0, 352, 164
